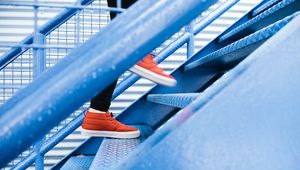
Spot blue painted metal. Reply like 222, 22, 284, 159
147, 93, 200, 108
117, 0, 122, 16
113, 32, 190, 98
89, 125, 153, 170
51, 138, 103, 170
184, 13, 298, 71
0, 2, 124, 12
33, 33, 46, 80
0, 0, 94, 71
60, 156, 94, 170
3, 3, 233, 167
116, 63, 218, 128
252, 0, 281, 16
33, 139, 44, 170
193, 0, 240, 35
112, 0, 248, 128
48, 0, 238, 167
33, 2, 46, 164
56, 0, 300, 169
0, 44, 73, 49
219, 0, 299, 42
50, 2, 234, 166
12, 32, 189, 169
0, 0, 217, 167
2, 0, 256, 168
185, 21, 195, 59
182, 0, 295, 68
11, 113, 85, 170
115, 61, 245, 169
116, 13, 300, 170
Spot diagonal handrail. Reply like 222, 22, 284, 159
11, 0, 241, 169
0, 0, 218, 167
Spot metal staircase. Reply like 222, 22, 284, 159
1, 0, 300, 169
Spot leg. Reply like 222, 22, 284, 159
90, 81, 117, 112
82, 0, 140, 139
89, 0, 137, 112
108, 0, 176, 86
107, 0, 137, 19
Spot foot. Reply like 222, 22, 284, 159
81, 111, 140, 139
130, 54, 177, 86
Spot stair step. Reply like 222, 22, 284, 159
113, 15, 300, 168
252, 0, 281, 16
147, 93, 200, 108
219, 0, 299, 42
88, 125, 153, 170
60, 155, 94, 170
184, 13, 298, 71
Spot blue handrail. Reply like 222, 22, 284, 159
0, 0, 218, 167
9, 0, 241, 168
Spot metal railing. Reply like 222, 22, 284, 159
0, 0, 243, 169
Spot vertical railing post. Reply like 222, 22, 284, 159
117, 0, 122, 15
185, 21, 195, 59
33, 0, 45, 169
33, 1, 46, 80
33, 139, 44, 170
32, 32, 46, 170
33, 33, 46, 79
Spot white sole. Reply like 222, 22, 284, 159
130, 65, 177, 86
81, 128, 140, 139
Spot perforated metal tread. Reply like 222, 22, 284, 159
89, 125, 153, 170
147, 93, 200, 108
184, 13, 298, 71
252, 0, 281, 16
60, 155, 94, 170
219, 0, 298, 42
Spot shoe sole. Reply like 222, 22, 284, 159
81, 128, 140, 139
130, 65, 177, 86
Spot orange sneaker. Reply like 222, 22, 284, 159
130, 54, 177, 86
81, 111, 140, 139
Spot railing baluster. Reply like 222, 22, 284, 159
33, 0, 45, 168
186, 21, 195, 59
33, 33, 46, 80
33, 139, 44, 170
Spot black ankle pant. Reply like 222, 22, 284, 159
90, 0, 137, 111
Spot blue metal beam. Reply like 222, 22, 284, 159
52, 0, 239, 164
184, 13, 298, 71
12, 31, 190, 170
0, 2, 123, 12
116, 14, 300, 170
11, 113, 85, 170
219, 0, 299, 42
0, 0, 217, 166
0, 0, 93, 71
252, 0, 281, 16
182, 0, 298, 69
